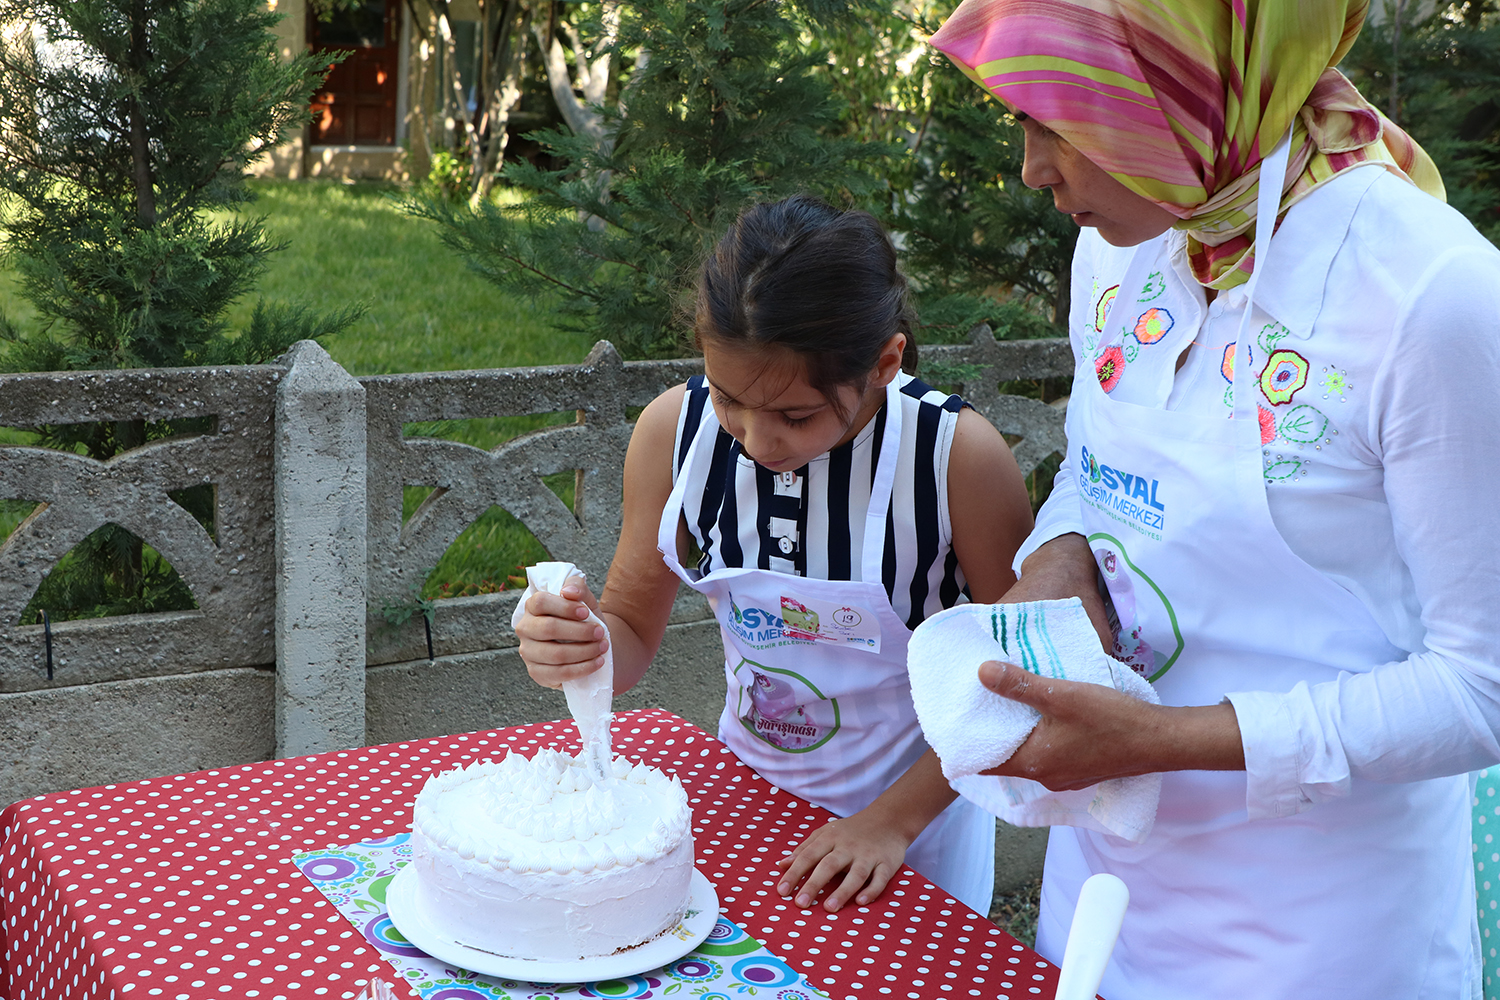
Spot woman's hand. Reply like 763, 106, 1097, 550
774, 809, 913, 912
978, 660, 1246, 788
515, 579, 609, 689
1004, 533, 1114, 650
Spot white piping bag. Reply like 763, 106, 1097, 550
511, 561, 613, 778
1053, 873, 1129, 1000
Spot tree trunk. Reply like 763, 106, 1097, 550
403, 0, 435, 182
471, 0, 530, 203
1389, 0, 1406, 122
533, 0, 628, 224
1051, 269, 1070, 331
0, 19, 38, 167
128, 0, 156, 228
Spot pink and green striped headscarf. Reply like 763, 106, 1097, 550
930, 0, 1445, 288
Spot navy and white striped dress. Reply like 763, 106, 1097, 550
671, 371, 971, 630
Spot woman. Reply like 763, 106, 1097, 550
929, 1, 1500, 997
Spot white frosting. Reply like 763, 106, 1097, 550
408, 749, 694, 960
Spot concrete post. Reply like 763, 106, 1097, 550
274, 341, 368, 755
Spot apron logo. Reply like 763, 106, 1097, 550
724, 591, 881, 654
734, 657, 840, 753
1079, 445, 1166, 539
1088, 533, 1184, 681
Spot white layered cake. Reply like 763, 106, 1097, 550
408, 748, 694, 961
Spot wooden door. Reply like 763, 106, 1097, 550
309, 0, 400, 146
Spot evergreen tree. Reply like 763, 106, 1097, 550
1341, 0, 1500, 243
409, 0, 892, 359
820, 3, 1075, 340
0, 0, 361, 621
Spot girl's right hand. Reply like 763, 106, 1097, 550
515, 580, 610, 689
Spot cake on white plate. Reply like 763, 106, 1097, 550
407, 747, 695, 961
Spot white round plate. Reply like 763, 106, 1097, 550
386, 865, 719, 984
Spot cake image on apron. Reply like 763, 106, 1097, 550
658, 378, 996, 914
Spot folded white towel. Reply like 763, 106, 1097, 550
510, 561, 613, 775
908, 597, 1162, 844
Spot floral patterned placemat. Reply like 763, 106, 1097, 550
293, 835, 830, 1000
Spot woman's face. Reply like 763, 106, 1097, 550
700, 336, 901, 473
1019, 117, 1179, 247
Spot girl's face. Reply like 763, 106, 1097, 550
1018, 117, 1178, 247
701, 335, 904, 473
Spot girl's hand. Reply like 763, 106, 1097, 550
978, 660, 1245, 788
774, 809, 912, 912
515, 580, 609, 689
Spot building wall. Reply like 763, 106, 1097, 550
254, 0, 409, 181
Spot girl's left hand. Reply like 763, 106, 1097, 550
774, 811, 911, 912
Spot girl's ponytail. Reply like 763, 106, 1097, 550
695, 196, 918, 409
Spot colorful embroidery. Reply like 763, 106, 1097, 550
1257, 404, 1276, 444
1095, 284, 1120, 332
1277, 404, 1329, 444
1131, 307, 1174, 345
1220, 342, 1251, 382
1257, 321, 1290, 355
1321, 366, 1350, 399
1096, 345, 1125, 392
1260, 349, 1310, 404
1124, 343, 1140, 363
1263, 458, 1305, 481
1140, 271, 1166, 302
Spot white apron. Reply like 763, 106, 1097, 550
1039, 138, 1475, 998
658, 379, 996, 914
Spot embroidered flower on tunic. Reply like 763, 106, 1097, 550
1261, 349, 1310, 404
1258, 404, 1276, 444
1321, 367, 1350, 398
1095, 284, 1120, 333
1220, 342, 1252, 383
1096, 345, 1126, 392
1131, 307, 1174, 344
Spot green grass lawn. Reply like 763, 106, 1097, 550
224, 180, 598, 376
1, 180, 606, 605
227, 180, 599, 597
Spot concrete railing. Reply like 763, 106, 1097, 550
0, 330, 1071, 886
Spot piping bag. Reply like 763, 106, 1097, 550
1053, 873, 1129, 1000
511, 561, 613, 779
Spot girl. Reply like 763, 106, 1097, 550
516, 195, 1034, 915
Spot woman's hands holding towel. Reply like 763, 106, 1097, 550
980, 534, 1245, 790
976, 662, 1236, 788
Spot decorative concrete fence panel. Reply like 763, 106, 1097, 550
0, 364, 284, 803
1, 326, 1071, 897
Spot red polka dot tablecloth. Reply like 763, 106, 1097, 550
0, 709, 1064, 1000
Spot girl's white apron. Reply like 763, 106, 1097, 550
658, 379, 996, 914
1039, 139, 1474, 998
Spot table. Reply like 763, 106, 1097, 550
1, 709, 1065, 1000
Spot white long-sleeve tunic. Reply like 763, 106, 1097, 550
1020, 164, 1500, 819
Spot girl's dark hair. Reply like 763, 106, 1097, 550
695, 195, 919, 409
